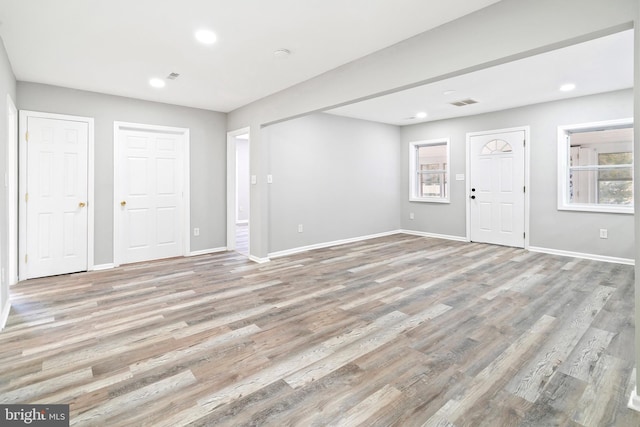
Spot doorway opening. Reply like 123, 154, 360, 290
227, 128, 250, 256
7, 96, 17, 287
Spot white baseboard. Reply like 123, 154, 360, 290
268, 230, 400, 259
0, 299, 11, 331
188, 247, 227, 257
400, 229, 468, 242
249, 255, 271, 264
528, 246, 634, 265
629, 388, 640, 412
92, 263, 115, 271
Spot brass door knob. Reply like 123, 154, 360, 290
78, 202, 86, 208
120, 201, 127, 207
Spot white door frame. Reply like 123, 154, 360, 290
19, 110, 95, 281
465, 125, 530, 248
226, 127, 250, 252
113, 121, 190, 267
6, 95, 17, 286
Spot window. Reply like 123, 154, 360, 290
481, 139, 512, 155
409, 138, 450, 202
558, 118, 633, 213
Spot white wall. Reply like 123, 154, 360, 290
634, 0, 640, 397
17, 82, 228, 265
266, 113, 401, 254
0, 36, 16, 326
401, 89, 634, 260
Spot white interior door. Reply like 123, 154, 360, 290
469, 130, 525, 248
24, 116, 89, 278
117, 126, 186, 264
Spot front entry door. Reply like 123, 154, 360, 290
469, 130, 525, 248
24, 115, 89, 279
117, 126, 186, 264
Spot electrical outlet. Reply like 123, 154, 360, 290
194, 227, 200, 236
409, 212, 415, 220
298, 224, 303, 233
599, 228, 607, 239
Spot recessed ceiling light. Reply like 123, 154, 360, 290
273, 48, 291, 58
560, 83, 576, 92
149, 78, 165, 88
443, 90, 456, 96
415, 112, 428, 119
195, 29, 217, 45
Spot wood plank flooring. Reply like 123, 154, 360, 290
235, 224, 249, 256
1, 234, 639, 426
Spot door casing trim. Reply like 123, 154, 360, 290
465, 125, 530, 249
19, 110, 95, 280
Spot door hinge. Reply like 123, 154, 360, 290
25, 131, 29, 142
24, 254, 28, 263
523, 186, 526, 193
523, 232, 526, 239
25, 193, 29, 202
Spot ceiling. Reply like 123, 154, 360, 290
0, 0, 501, 113
327, 29, 634, 126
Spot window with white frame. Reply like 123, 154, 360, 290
558, 118, 633, 213
409, 138, 450, 202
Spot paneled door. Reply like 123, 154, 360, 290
469, 129, 526, 248
116, 125, 188, 264
23, 114, 90, 279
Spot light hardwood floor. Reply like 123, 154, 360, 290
235, 223, 249, 256
1, 234, 639, 426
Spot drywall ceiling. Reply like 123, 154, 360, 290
0, 0, 501, 112
327, 29, 634, 126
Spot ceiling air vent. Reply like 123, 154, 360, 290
167, 72, 180, 80
450, 98, 478, 107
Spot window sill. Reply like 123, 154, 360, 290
558, 204, 633, 214
410, 197, 450, 204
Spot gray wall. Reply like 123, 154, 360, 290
401, 89, 634, 260
228, 0, 637, 259
266, 113, 401, 254
17, 82, 227, 265
0, 37, 16, 315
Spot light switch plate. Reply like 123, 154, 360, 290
251, 175, 257, 185
267, 174, 273, 184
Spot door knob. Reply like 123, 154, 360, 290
471, 188, 476, 192
470, 195, 476, 199
78, 202, 86, 208
120, 201, 127, 207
